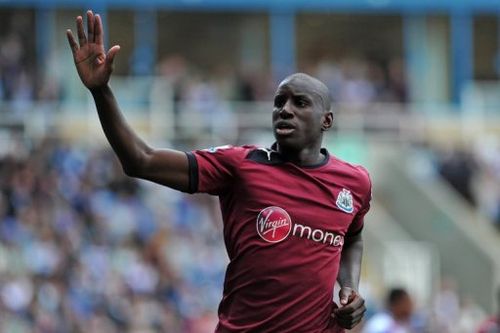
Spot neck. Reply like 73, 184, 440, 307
276, 142, 324, 166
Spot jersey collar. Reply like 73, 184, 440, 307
268, 142, 330, 168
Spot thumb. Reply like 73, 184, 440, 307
339, 287, 354, 306
105, 45, 121, 70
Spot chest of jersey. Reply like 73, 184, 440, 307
222, 159, 363, 249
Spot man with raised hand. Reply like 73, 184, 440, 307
67, 10, 371, 332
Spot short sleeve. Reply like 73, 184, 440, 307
185, 145, 248, 195
346, 166, 372, 237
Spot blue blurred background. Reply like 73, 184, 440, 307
0, 0, 499, 332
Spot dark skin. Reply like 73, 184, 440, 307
67, 11, 366, 330
334, 234, 366, 329
390, 293, 413, 322
272, 73, 332, 165
273, 74, 365, 329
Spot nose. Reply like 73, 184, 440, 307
279, 100, 294, 119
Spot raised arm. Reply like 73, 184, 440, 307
67, 11, 190, 192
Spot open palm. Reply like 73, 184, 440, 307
67, 11, 120, 90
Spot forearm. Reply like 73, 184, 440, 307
90, 84, 150, 173
337, 234, 363, 290
69, 11, 189, 190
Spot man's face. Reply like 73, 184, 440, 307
272, 77, 332, 151
392, 295, 414, 321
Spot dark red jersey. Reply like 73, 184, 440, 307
186, 144, 372, 333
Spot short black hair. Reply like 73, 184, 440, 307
386, 288, 409, 307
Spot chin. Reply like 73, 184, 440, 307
274, 135, 302, 151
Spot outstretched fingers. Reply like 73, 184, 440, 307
87, 10, 95, 43
76, 16, 87, 47
66, 29, 78, 54
105, 45, 121, 70
94, 14, 103, 45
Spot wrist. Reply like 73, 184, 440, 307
340, 285, 357, 292
338, 274, 358, 290
89, 84, 111, 96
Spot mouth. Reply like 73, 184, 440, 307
274, 122, 296, 136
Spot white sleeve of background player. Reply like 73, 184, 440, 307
346, 166, 372, 237
185, 145, 246, 195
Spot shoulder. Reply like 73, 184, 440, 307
330, 155, 372, 191
198, 144, 286, 165
194, 144, 257, 160
189, 144, 265, 173
198, 144, 256, 154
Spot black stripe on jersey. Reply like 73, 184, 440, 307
246, 144, 330, 168
245, 148, 285, 165
185, 152, 198, 193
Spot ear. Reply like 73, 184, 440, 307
321, 111, 333, 131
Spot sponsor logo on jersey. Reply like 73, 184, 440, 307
336, 188, 354, 213
256, 206, 292, 243
256, 206, 344, 247
292, 223, 344, 247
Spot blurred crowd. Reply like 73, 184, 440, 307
432, 140, 500, 231
309, 57, 407, 105
361, 281, 497, 333
0, 12, 34, 109
0, 9, 407, 112
0, 137, 227, 333
408, 136, 500, 232
157, 54, 407, 107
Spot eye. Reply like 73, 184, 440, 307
274, 95, 286, 108
294, 97, 309, 108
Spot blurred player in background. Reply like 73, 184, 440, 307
477, 287, 500, 333
67, 10, 371, 332
362, 288, 415, 333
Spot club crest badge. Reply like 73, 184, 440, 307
336, 189, 354, 213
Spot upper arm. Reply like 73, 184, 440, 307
346, 202, 369, 237
346, 166, 372, 237
126, 148, 190, 192
126, 145, 247, 195
344, 232, 363, 247
187, 145, 247, 195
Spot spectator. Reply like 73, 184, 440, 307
476, 287, 500, 333
456, 296, 486, 333
432, 277, 461, 333
362, 288, 415, 333
437, 148, 477, 206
